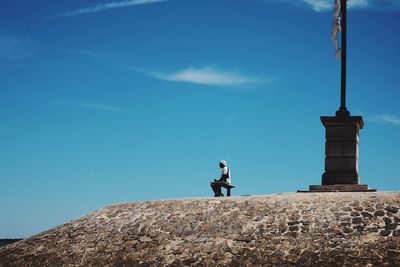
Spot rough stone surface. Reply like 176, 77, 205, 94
1, 192, 399, 266
0, 240, 22, 248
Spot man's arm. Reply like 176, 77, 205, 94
219, 167, 229, 182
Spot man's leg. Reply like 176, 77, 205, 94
216, 184, 222, 196
211, 182, 218, 197
211, 182, 222, 197
216, 179, 225, 196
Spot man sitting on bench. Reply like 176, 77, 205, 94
211, 160, 232, 197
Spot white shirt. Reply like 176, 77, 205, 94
221, 166, 231, 185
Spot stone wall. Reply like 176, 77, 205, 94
0, 240, 22, 249
0, 192, 399, 266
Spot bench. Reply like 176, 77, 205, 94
210, 181, 236, 196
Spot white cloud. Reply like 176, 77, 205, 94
0, 35, 37, 60
76, 102, 125, 112
347, 0, 370, 9
49, 100, 124, 112
302, 0, 370, 11
150, 66, 271, 87
50, 0, 167, 18
302, 0, 331, 11
369, 114, 400, 126
265, 0, 400, 12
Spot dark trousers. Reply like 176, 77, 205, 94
211, 178, 226, 197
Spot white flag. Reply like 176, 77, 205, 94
331, 0, 341, 59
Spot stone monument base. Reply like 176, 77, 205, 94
298, 184, 376, 193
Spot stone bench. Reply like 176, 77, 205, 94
210, 181, 236, 196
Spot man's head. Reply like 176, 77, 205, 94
219, 160, 227, 168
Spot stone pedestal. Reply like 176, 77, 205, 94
299, 115, 376, 192
321, 116, 363, 185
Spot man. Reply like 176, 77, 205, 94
211, 160, 231, 197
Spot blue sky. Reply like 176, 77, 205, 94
1, 0, 399, 238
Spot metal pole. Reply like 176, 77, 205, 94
341, 0, 346, 109
337, 0, 350, 116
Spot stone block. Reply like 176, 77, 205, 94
352, 217, 363, 224
385, 224, 398, 231
321, 116, 364, 129
361, 212, 372, 218
374, 210, 385, 217
380, 230, 391, 236
326, 126, 359, 141
385, 206, 399, 214
309, 184, 369, 191
325, 157, 358, 172
322, 171, 359, 185
325, 141, 358, 157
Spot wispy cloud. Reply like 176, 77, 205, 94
369, 114, 400, 126
66, 50, 99, 58
303, 0, 369, 11
301, 0, 331, 11
76, 102, 125, 112
49, 0, 167, 18
362, 0, 400, 11
224, 114, 237, 123
148, 66, 273, 87
0, 34, 37, 60
49, 100, 125, 112
264, 0, 400, 12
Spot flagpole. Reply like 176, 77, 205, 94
336, 0, 350, 116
